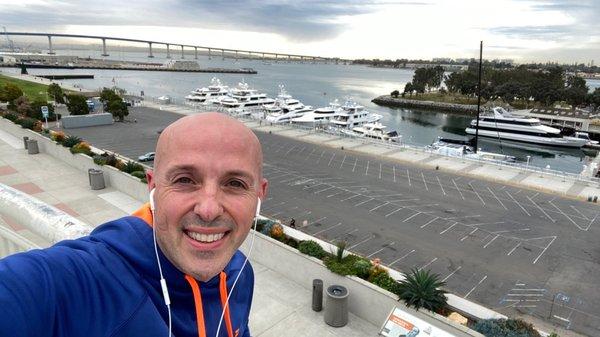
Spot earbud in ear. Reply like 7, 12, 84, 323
255, 198, 261, 217
149, 188, 156, 211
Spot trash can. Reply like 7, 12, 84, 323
312, 279, 323, 312
324, 285, 349, 327
26, 139, 39, 154
23, 136, 29, 149
88, 168, 105, 190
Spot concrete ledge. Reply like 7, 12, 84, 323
62, 113, 114, 128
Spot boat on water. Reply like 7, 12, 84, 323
291, 99, 342, 125
349, 122, 402, 142
219, 81, 275, 110
265, 85, 313, 123
329, 99, 382, 129
465, 107, 588, 148
185, 77, 229, 103
427, 137, 516, 162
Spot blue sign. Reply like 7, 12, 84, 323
41, 106, 49, 118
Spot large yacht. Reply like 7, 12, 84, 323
185, 77, 229, 103
329, 99, 382, 129
291, 99, 342, 125
350, 122, 402, 142
265, 85, 312, 123
219, 81, 275, 109
465, 107, 588, 148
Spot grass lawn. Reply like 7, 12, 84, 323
0, 74, 52, 102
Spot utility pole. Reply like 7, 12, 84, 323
474, 41, 483, 154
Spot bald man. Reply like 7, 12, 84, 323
0, 113, 268, 337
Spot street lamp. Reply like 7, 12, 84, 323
526, 155, 531, 170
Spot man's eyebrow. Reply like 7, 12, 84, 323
164, 165, 196, 176
225, 170, 255, 182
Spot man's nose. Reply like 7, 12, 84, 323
193, 189, 224, 223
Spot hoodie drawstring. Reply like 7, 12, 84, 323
184, 273, 234, 337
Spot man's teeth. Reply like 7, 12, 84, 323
187, 231, 225, 243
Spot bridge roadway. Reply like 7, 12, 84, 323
64, 106, 600, 336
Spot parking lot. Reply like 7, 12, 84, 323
66, 106, 600, 336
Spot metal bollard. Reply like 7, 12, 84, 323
26, 139, 39, 154
324, 285, 349, 327
88, 168, 105, 190
23, 136, 29, 149
312, 279, 323, 312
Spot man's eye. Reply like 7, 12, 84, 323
227, 180, 246, 189
175, 177, 193, 184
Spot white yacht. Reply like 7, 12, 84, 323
265, 85, 312, 123
219, 81, 275, 109
350, 122, 402, 142
329, 99, 382, 129
465, 107, 588, 148
185, 77, 229, 103
426, 137, 516, 162
291, 99, 342, 125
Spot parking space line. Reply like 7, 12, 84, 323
483, 235, 499, 248
355, 198, 374, 207
387, 198, 420, 203
526, 196, 555, 222
393, 166, 396, 183
532, 236, 557, 264
339, 154, 347, 169
369, 202, 389, 212
316, 150, 325, 164
442, 266, 462, 282
440, 222, 457, 234
340, 194, 360, 202
303, 183, 325, 190
307, 216, 327, 226
297, 146, 306, 154
403, 212, 421, 223
367, 242, 396, 258
548, 201, 580, 229
352, 158, 358, 172
365, 161, 370, 175
313, 222, 342, 235
327, 153, 336, 167
487, 187, 507, 210
420, 217, 439, 228
314, 186, 336, 194
379, 163, 382, 179
418, 257, 438, 271
389, 249, 415, 266
452, 179, 465, 200
507, 242, 521, 256
464, 275, 487, 299
385, 207, 405, 217
332, 228, 358, 242
505, 190, 531, 216
569, 205, 590, 220
304, 148, 315, 161
285, 145, 296, 156
326, 191, 345, 198
460, 228, 478, 241
348, 235, 375, 249
406, 169, 411, 186
436, 177, 446, 195
442, 215, 481, 220
469, 182, 486, 205
421, 172, 429, 191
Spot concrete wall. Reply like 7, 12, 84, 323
61, 113, 113, 129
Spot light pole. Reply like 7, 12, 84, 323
526, 155, 531, 170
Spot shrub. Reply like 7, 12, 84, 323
352, 259, 372, 279
4, 112, 18, 122
32, 120, 42, 132
114, 159, 125, 171
104, 154, 119, 167
121, 161, 145, 174
397, 268, 448, 312
93, 155, 107, 166
130, 170, 146, 180
334, 240, 347, 262
298, 240, 326, 259
50, 130, 66, 143
370, 269, 400, 294
62, 135, 82, 148
283, 237, 299, 249
258, 218, 278, 236
16, 117, 36, 130
270, 223, 284, 241
66, 94, 90, 115
324, 254, 363, 276
70, 142, 93, 156
472, 318, 541, 337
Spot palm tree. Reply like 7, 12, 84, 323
397, 268, 447, 312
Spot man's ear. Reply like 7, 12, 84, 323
146, 170, 155, 191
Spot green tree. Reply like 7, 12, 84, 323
588, 88, 600, 112
1, 83, 24, 109
14, 95, 31, 115
108, 99, 129, 121
563, 75, 588, 108
29, 99, 56, 121
66, 94, 90, 115
397, 268, 447, 312
390, 90, 400, 98
47, 83, 65, 104
99, 87, 120, 103
403, 82, 414, 97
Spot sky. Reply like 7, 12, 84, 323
0, 0, 598, 63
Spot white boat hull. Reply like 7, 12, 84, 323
465, 128, 587, 148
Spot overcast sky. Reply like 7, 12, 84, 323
0, 0, 598, 63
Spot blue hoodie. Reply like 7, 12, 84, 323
0, 206, 253, 337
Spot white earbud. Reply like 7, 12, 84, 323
149, 188, 156, 211
255, 198, 261, 217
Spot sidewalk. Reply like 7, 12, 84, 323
0, 127, 380, 336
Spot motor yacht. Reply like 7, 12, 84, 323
265, 85, 312, 123
185, 77, 229, 103
291, 99, 342, 125
465, 107, 588, 148
219, 81, 275, 109
350, 122, 402, 142
329, 99, 382, 129
426, 137, 516, 162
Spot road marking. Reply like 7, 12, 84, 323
326, 191, 345, 198
369, 202, 389, 212
569, 205, 590, 220
285, 145, 296, 156
355, 198, 374, 207
339, 154, 347, 169
352, 158, 358, 172
487, 187, 507, 210
387, 198, 420, 203
464, 275, 487, 298
406, 169, 411, 186
420, 217, 439, 228
332, 228, 358, 242
530, 192, 539, 199
307, 216, 327, 226
442, 266, 462, 282
312, 222, 342, 236
348, 235, 374, 249
504, 190, 531, 216
304, 148, 315, 161
440, 222, 457, 234
549, 201, 580, 229
507, 242, 521, 256
460, 228, 478, 241
491, 228, 530, 235
442, 215, 481, 220
297, 146, 306, 154
316, 150, 325, 164
340, 194, 360, 202
418, 257, 438, 271
436, 176, 446, 195
403, 212, 421, 223
452, 179, 465, 200
303, 183, 324, 190
389, 249, 415, 266
393, 166, 396, 182
532, 236, 557, 264
526, 196, 555, 222
379, 163, 382, 179
365, 161, 370, 175
367, 242, 396, 258
421, 172, 429, 191
328, 153, 336, 166
483, 235, 499, 248
385, 207, 405, 217
469, 182, 485, 205
314, 186, 335, 194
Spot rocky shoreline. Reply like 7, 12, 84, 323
372, 95, 478, 115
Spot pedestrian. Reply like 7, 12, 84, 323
0, 113, 269, 337
290, 218, 296, 228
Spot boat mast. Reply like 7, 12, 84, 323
474, 41, 483, 154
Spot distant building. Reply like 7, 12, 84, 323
163, 60, 200, 70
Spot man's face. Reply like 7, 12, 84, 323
149, 116, 268, 281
